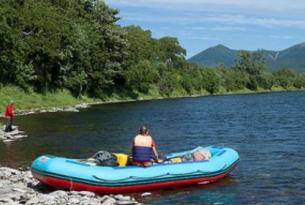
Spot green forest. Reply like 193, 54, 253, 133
1, 0, 305, 109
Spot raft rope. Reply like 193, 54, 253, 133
92, 164, 227, 182
69, 177, 73, 190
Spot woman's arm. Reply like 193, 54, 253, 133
152, 146, 159, 161
150, 138, 159, 160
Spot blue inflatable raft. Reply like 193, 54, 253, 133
31, 146, 239, 193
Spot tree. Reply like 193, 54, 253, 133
258, 73, 273, 90
234, 50, 265, 90
126, 60, 159, 93
158, 37, 186, 68
201, 69, 221, 94
293, 73, 305, 89
0, 0, 128, 95
220, 68, 248, 91
157, 63, 179, 96
273, 68, 296, 89
123, 26, 157, 66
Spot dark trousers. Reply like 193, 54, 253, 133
4, 118, 13, 132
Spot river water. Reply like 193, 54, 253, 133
1, 91, 305, 204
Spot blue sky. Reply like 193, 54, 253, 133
105, 0, 305, 58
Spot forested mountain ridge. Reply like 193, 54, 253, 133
189, 42, 305, 71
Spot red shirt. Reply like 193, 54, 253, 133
4, 104, 14, 118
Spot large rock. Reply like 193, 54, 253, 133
75, 103, 89, 109
36, 194, 57, 204
0, 167, 21, 178
69, 197, 80, 204
49, 190, 68, 198
116, 200, 138, 205
141, 192, 152, 197
101, 197, 116, 205
25, 196, 40, 205
63, 106, 79, 112
77, 191, 95, 197
0, 126, 28, 142
0, 198, 15, 204
12, 188, 27, 193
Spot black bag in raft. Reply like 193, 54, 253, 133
92, 151, 118, 166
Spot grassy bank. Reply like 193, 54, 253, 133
0, 85, 302, 113
0, 86, 95, 111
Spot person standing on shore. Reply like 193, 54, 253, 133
4, 100, 14, 132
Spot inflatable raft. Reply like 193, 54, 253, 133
31, 146, 239, 194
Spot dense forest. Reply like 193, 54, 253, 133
1, 0, 305, 103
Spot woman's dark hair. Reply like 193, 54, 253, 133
139, 126, 148, 135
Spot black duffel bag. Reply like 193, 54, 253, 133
92, 151, 118, 166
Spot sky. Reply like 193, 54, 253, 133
105, 0, 305, 58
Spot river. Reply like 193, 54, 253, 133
1, 91, 305, 204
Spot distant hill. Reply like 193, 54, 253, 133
188, 42, 305, 72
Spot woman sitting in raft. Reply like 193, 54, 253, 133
132, 126, 161, 167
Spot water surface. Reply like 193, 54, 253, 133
1, 91, 305, 204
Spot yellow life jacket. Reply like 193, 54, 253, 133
113, 153, 129, 167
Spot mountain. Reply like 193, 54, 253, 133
188, 42, 305, 71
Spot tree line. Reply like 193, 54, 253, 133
0, 0, 304, 99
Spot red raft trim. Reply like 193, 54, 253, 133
32, 163, 238, 194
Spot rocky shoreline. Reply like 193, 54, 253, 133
0, 126, 27, 143
12, 98, 161, 117
15, 103, 90, 116
0, 167, 146, 205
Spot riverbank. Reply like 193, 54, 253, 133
0, 167, 144, 205
0, 85, 302, 117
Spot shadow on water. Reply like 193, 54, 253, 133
137, 176, 239, 205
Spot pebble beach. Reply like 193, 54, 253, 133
0, 167, 145, 205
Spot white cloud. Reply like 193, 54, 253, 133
183, 36, 219, 41
190, 26, 208, 31
206, 15, 305, 29
189, 26, 246, 32
269, 35, 297, 40
210, 26, 247, 32
106, 0, 305, 12
180, 31, 218, 40
122, 15, 180, 23
122, 12, 305, 29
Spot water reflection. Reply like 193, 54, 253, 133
2, 142, 17, 166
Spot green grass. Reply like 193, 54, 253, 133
0, 86, 94, 111
0, 85, 301, 113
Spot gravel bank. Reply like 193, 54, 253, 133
0, 167, 144, 205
